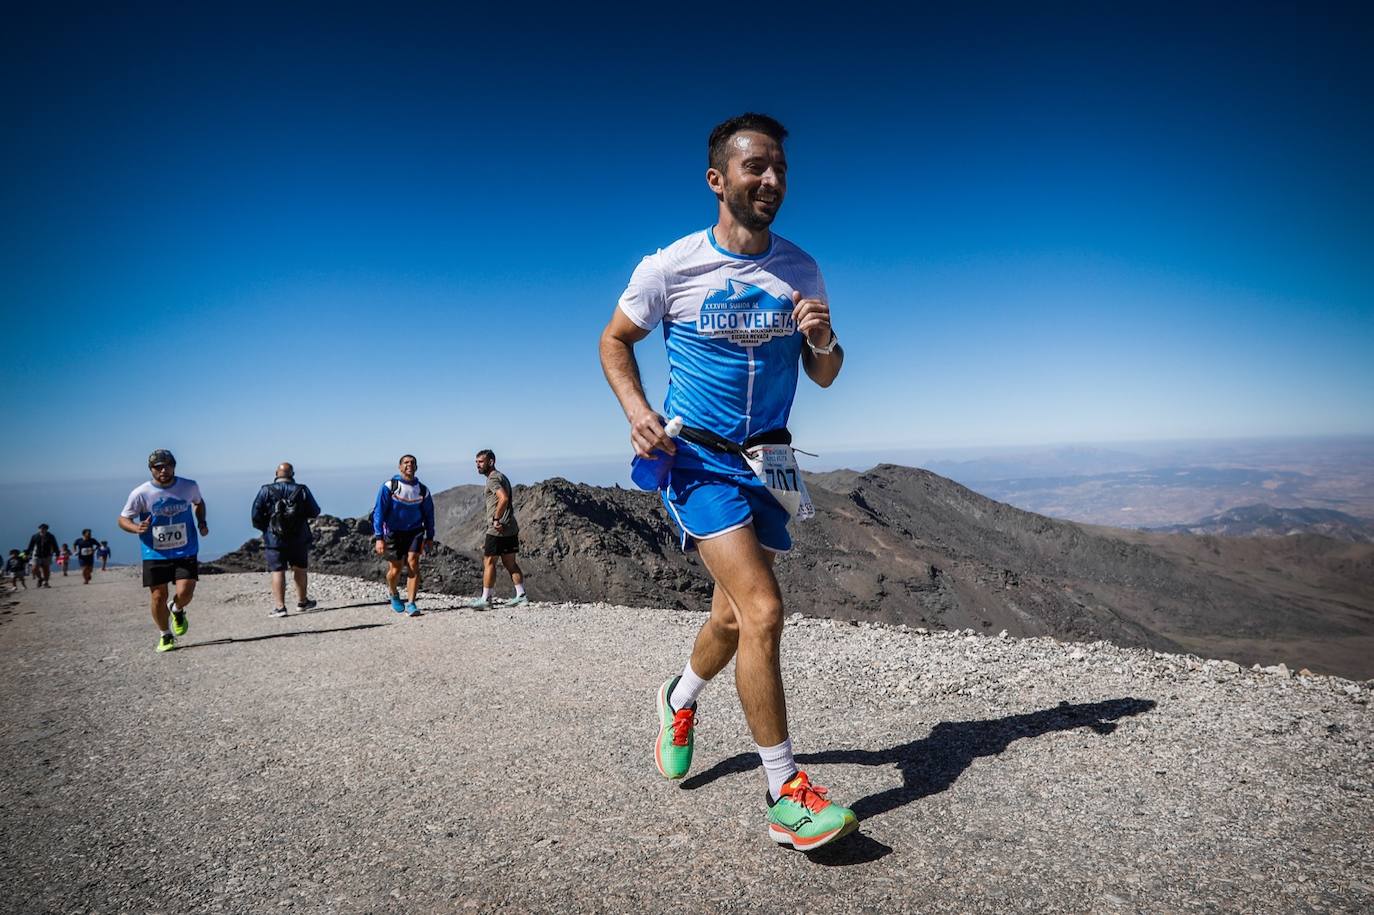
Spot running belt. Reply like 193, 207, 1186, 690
678, 425, 792, 459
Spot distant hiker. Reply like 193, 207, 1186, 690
251, 462, 322, 618
599, 113, 854, 850
117, 449, 208, 653
467, 449, 527, 610
96, 541, 111, 570
26, 524, 58, 588
73, 529, 99, 584
372, 454, 433, 617
6, 550, 26, 590
57, 543, 71, 576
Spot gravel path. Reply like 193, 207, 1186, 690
1, 570, 1371, 913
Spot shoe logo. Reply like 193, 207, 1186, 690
774, 812, 812, 832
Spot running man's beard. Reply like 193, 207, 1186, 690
726, 192, 776, 232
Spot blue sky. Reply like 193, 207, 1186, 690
3, 4, 1371, 490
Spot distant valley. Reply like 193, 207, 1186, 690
913, 436, 1374, 529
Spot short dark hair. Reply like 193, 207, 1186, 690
708, 113, 788, 172
398, 454, 418, 466
476, 449, 495, 463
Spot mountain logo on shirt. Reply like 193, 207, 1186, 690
699, 280, 797, 347
150, 496, 190, 519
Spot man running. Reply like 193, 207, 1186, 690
117, 449, 208, 653
599, 113, 854, 850
372, 454, 433, 617
97, 541, 111, 570
468, 449, 527, 610
251, 462, 322, 617
73, 529, 100, 584
26, 524, 58, 588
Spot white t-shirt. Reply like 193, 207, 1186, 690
121, 477, 203, 560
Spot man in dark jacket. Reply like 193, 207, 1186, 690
251, 462, 322, 617
27, 524, 59, 588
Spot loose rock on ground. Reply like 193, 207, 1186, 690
1, 570, 1371, 913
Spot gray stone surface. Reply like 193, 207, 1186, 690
1, 570, 1371, 913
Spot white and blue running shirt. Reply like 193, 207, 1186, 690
121, 477, 203, 560
618, 228, 827, 451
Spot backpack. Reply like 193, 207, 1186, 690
269, 484, 309, 539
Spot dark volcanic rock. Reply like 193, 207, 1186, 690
208, 466, 1374, 677
204, 514, 483, 595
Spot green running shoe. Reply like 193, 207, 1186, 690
504, 594, 529, 607
766, 771, 859, 851
170, 607, 188, 636
156, 633, 176, 653
467, 596, 491, 611
654, 676, 695, 780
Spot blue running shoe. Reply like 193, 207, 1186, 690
389, 595, 405, 613
405, 602, 422, 617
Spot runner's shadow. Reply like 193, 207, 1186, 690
683, 697, 1156, 836
295, 600, 391, 615
179, 622, 390, 648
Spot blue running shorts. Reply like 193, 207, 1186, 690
661, 464, 792, 554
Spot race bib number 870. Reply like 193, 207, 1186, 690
152, 523, 188, 551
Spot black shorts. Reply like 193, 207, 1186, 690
483, 533, 520, 557
265, 543, 310, 572
384, 528, 426, 561
142, 557, 199, 588
78, 556, 94, 568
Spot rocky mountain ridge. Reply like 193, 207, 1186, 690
207, 464, 1374, 678
1150, 502, 1374, 543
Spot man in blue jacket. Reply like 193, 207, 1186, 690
251, 462, 322, 618
373, 454, 434, 617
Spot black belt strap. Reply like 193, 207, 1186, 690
678, 425, 792, 458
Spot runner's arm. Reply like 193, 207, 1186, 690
793, 292, 843, 387
117, 515, 149, 534
599, 309, 676, 459
372, 485, 389, 540
194, 499, 208, 536
250, 487, 269, 531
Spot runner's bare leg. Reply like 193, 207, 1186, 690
694, 526, 788, 746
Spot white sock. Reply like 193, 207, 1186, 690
668, 662, 709, 710
161, 628, 173, 637
482, 587, 494, 599
758, 738, 797, 800
514, 583, 526, 596
167, 599, 178, 614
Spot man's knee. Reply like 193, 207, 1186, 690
734, 593, 784, 639
710, 612, 741, 640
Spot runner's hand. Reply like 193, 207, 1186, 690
198, 523, 209, 537
629, 409, 676, 459
374, 539, 386, 556
136, 518, 151, 534
792, 291, 833, 348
